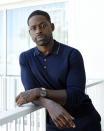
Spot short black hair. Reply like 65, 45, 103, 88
27, 10, 51, 25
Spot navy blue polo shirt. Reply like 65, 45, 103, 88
19, 40, 101, 131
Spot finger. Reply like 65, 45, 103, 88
17, 101, 24, 106
64, 112, 75, 120
59, 115, 66, 125
59, 115, 71, 128
15, 94, 20, 102
69, 121, 76, 128
16, 97, 25, 106
53, 119, 60, 128
63, 114, 76, 128
68, 114, 75, 120
54, 118, 63, 129
16, 100, 22, 106
57, 117, 67, 128
65, 118, 75, 128
63, 112, 75, 121
59, 114, 75, 128
67, 115, 76, 128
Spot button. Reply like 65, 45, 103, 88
43, 66, 47, 69
44, 58, 47, 62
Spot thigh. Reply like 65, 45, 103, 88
85, 122, 101, 131
75, 110, 101, 131
46, 124, 76, 131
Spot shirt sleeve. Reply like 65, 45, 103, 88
65, 49, 89, 107
19, 52, 40, 91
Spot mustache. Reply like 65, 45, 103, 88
36, 34, 46, 39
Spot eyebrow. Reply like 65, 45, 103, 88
29, 21, 48, 28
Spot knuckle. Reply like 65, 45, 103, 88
20, 95, 23, 100
20, 92, 23, 96
58, 114, 62, 118
54, 117, 58, 122
52, 117, 56, 122
55, 115, 59, 120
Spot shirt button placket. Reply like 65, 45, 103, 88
43, 66, 47, 69
43, 58, 47, 69
44, 58, 47, 62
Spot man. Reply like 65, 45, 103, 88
16, 10, 101, 131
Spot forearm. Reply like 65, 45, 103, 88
33, 88, 67, 105
45, 89, 67, 105
36, 88, 67, 105
33, 97, 53, 109
34, 97, 75, 129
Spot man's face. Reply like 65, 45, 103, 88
28, 15, 54, 46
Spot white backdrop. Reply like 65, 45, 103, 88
0, 0, 104, 79
0, 0, 24, 4
68, 0, 104, 79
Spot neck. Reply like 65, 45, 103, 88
37, 39, 54, 55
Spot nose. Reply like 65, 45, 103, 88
35, 27, 42, 34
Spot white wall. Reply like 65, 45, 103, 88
0, 0, 24, 4
68, 0, 104, 79
1, 0, 104, 79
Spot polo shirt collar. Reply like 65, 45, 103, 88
34, 40, 60, 56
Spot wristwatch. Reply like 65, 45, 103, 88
40, 88, 47, 97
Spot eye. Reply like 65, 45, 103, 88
30, 26, 36, 31
40, 23, 47, 29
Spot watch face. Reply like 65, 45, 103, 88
40, 89, 46, 97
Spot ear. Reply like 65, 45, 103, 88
51, 23, 55, 31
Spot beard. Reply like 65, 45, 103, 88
33, 34, 53, 46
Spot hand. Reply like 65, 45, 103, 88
47, 101, 76, 129
15, 88, 40, 106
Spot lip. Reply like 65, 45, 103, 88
36, 35, 45, 41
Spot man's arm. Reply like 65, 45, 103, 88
33, 97, 75, 129
18, 52, 67, 105
19, 52, 41, 90
42, 89, 67, 105
15, 89, 75, 129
